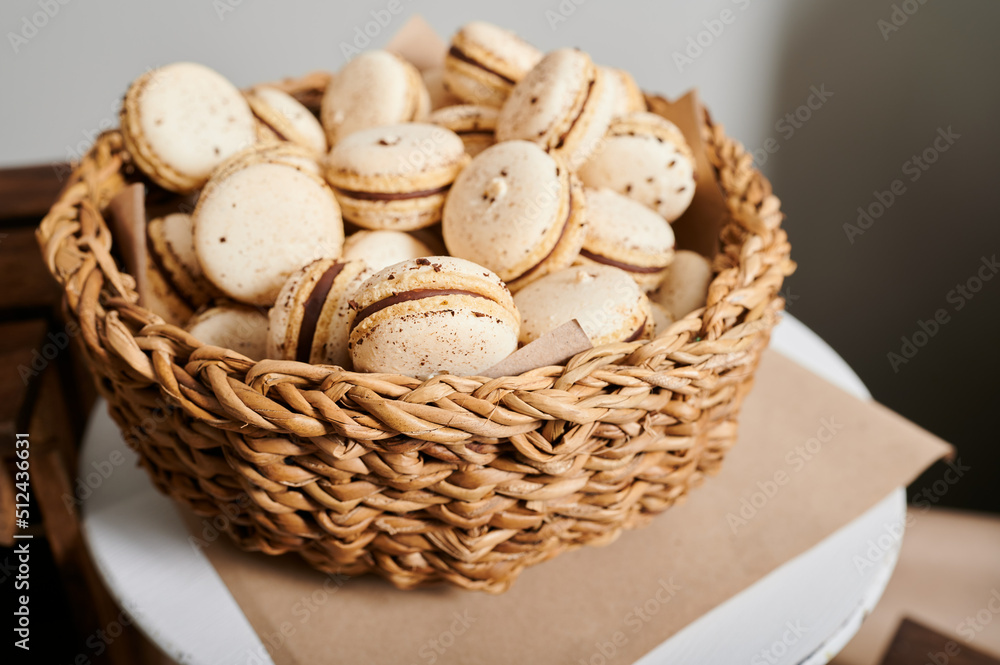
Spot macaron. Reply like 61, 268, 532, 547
578, 112, 696, 222
496, 48, 616, 169
320, 50, 430, 146
602, 66, 646, 116
650, 302, 675, 337
422, 65, 462, 110
120, 62, 257, 193
185, 302, 269, 360
213, 141, 323, 180
145, 212, 220, 325
193, 160, 344, 306
341, 230, 434, 273
245, 85, 327, 154
324, 123, 469, 231
267, 258, 371, 367
576, 187, 676, 290
444, 21, 542, 108
650, 250, 714, 320
428, 104, 498, 157
442, 140, 587, 292
348, 256, 520, 380
513, 265, 653, 346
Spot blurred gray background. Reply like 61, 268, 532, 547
2, 0, 998, 511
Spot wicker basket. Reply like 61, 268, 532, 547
37, 73, 794, 593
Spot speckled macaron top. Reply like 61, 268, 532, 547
267, 258, 371, 367
321, 50, 430, 146
185, 302, 269, 360
513, 264, 652, 346
342, 230, 434, 273
496, 48, 615, 169
193, 161, 344, 306
245, 85, 327, 154
120, 62, 257, 193
444, 21, 542, 107
578, 187, 675, 289
578, 112, 696, 222
442, 140, 587, 291
348, 256, 520, 379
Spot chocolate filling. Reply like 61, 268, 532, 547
579, 249, 666, 274
508, 185, 574, 285
553, 77, 595, 150
146, 232, 197, 311
295, 262, 345, 363
447, 46, 516, 85
334, 184, 451, 202
351, 288, 489, 332
624, 318, 648, 342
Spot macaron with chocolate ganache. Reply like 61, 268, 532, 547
428, 104, 498, 157
341, 230, 434, 273
348, 256, 520, 380
324, 123, 469, 231
120, 62, 257, 193
496, 48, 616, 169
185, 301, 269, 361
576, 187, 675, 290
578, 112, 696, 222
145, 212, 220, 326
267, 258, 371, 367
442, 140, 587, 292
321, 50, 430, 146
513, 265, 653, 346
245, 85, 327, 154
444, 21, 542, 108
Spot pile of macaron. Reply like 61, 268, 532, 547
122, 21, 714, 380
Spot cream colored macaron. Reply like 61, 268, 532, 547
144, 212, 220, 325
496, 48, 616, 169
193, 160, 344, 306
443, 140, 587, 292
444, 21, 542, 108
602, 66, 646, 117
185, 302, 269, 360
428, 104, 498, 157
650, 250, 714, 320
324, 123, 469, 231
422, 65, 462, 110
348, 256, 520, 380
514, 265, 652, 346
321, 50, 430, 146
650, 302, 675, 337
576, 188, 676, 290
578, 112, 696, 222
120, 62, 257, 193
267, 258, 371, 367
342, 230, 434, 273
245, 85, 327, 154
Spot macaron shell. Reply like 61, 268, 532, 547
321, 50, 429, 145
428, 104, 498, 157
121, 63, 257, 193
513, 265, 649, 346
245, 85, 327, 154
650, 301, 675, 337
442, 141, 583, 289
186, 303, 269, 360
342, 230, 434, 272
313, 261, 371, 367
214, 142, 322, 179
445, 21, 542, 108
147, 213, 219, 311
143, 253, 195, 327
193, 162, 344, 306
422, 65, 462, 110
577, 134, 696, 222
349, 296, 519, 380
578, 187, 675, 289
650, 250, 714, 319
603, 67, 647, 116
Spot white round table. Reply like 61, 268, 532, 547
79, 315, 900, 665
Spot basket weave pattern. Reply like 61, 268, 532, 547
38, 77, 793, 592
